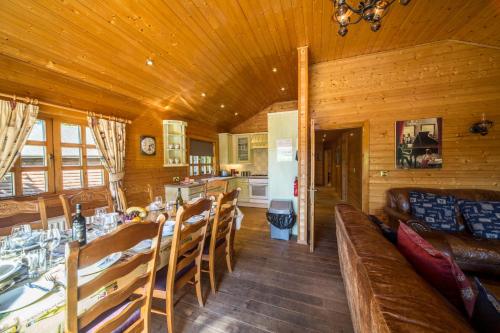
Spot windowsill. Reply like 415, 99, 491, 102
0, 185, 108, 201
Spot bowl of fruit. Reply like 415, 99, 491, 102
124, 206, 147, 223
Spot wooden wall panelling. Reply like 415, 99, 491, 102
311, 40, 500, 215
231, 100, 298, 134
124, 111, 219, 198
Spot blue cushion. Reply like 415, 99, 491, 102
203, 236, 226, 254
458, 200, 500, 240
81, 300, 140, 333
154, 261, 196, 291
409, 191, 462, 232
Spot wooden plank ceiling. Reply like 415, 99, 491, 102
0, 0, 499, 130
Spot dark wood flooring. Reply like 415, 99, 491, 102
152, 187, 353, 332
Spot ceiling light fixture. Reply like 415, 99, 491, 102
332, 0, 411, 36
220, 104, 225, 108
145, 58, 154, 66
280, 87, 286, 91
272, 67, 278, 73
234, 112, 238, 116
201, 92, 206, 97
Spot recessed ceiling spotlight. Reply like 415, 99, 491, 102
272, 67, 277, 72
220, 104, 225, 108
234, 112, 238, 116
145, 58, 154, 66
201, 92, 206, 97
280, 87, 286, 91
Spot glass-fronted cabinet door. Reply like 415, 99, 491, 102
237, 135, 250, 163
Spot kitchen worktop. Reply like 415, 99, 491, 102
164, 175, 267, 188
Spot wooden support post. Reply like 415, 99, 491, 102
297, 46, 309, 245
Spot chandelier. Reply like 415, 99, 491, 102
332, 0, 411, 36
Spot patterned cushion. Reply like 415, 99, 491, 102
458, 200, 500, 240
397, 223, 476, 317
409, 191, 462, 232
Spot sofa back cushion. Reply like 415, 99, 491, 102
334, 204, 473, 333
409, 191, 463, 232
397, 223, 476, 317
458, 200, 500, 240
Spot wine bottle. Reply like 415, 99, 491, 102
175, 188, 184, 212
72, 203, 87, 246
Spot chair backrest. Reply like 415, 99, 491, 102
60, 188, 114, 228
0, 198, 48, 236
205, 180, 228, 199
65, 214, 166, 333
209, 189, 240, 254
118, 184, 154, 211
166, 198, 212, 293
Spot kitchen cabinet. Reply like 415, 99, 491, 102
233, 134, 251, 163
227, 177, 239, 192
163, 120, 187, 167
165, 183, 205, 203
218, 133, 233, 165
237, 177, 250, 202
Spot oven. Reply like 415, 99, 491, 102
249, 177, 268, 203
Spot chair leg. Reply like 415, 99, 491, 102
209, 257, 217, 294
225, 247, 233, 273
166, 293, 174, 333
195, 261, 205, 306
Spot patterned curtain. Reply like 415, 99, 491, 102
0, 99, 39, 180
87, 115, 126, 211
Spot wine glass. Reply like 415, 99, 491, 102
0, 237, 11, 258
40, 226, 61, 267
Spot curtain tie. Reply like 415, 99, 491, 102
109, 172, 124, 182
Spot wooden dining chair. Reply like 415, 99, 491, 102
204, 179, 228, 199
118, 184, 154, 211
0, 198, 48, 236
65, 214, 166, 333
59, 188, 114, 228
152, 198, 212, 333
201, 188, 240, 294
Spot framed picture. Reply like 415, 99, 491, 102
395, 118, 442, 169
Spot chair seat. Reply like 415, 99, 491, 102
154, 261, 196, 291
203, 236, 226, 254
81, 300, 140, 333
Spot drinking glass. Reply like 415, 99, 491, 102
154, 196, 163, 208
0, 237, 11, 258
11, 224, 31, 237
102, 215, 117, 234
94, 207, 107, 225
39, 226, 61, 267
25, 251, 40, 278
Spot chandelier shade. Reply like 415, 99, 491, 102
332, 0, 411, 36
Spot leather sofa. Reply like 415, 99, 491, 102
335, 203, 473, 332
384, 188, 500, 276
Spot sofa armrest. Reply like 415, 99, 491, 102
383, 206, 413, 229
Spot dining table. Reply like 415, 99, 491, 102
0, 211, 199, 333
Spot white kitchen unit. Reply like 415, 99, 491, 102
218, 133, 233, 165
165, 183, 205, 203
248, 177, 269, 207
163, 120, 187, 167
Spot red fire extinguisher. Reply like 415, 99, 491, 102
293, 177, 298, 197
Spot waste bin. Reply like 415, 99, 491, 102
266, 200, 296, 240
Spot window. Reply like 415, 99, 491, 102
189, 139, 214, 176
0, 116, 107, 198
3, 119, 53, 196
59, 122, 106, 191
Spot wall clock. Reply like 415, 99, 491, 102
140, 136, 156, 156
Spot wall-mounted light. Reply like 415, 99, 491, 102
145, 58, 154, 66
470, 113, 494, 136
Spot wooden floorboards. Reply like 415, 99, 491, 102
151, 187, 353, 332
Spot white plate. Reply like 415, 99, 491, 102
0, 281, 54, 314
131, 240, 152, 252
78, 252, 122, 277
0, 261, 21, 283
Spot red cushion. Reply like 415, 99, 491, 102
397, 223, 476, 317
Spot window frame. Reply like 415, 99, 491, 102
0, 115, 108, 199
188, 137, 216, 178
